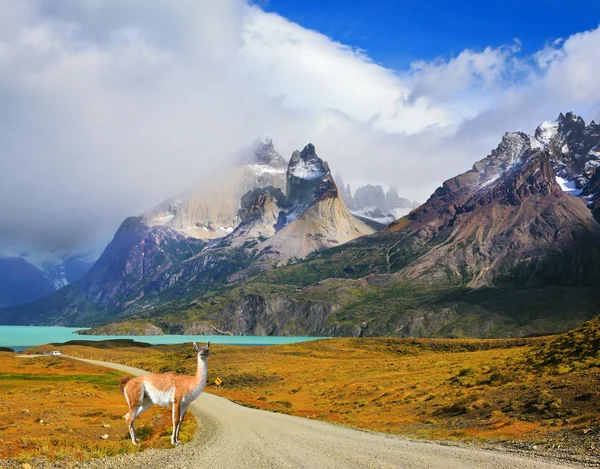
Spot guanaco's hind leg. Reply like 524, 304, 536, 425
124, 380, 148, 445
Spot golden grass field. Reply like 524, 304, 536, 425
0, 352, 195, 464
6, 317, 600, 463
29, 321, 600, 456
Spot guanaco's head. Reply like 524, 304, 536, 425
193, 341, 210, 360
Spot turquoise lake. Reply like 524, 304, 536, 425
0, 326, 325, 351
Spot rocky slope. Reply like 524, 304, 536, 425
0, 217, 205, 325
0, 138, 285, 313
384, 129, 600, 289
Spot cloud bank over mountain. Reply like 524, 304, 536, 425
0, 0, 599, 254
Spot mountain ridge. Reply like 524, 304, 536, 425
2, 113, 600, 338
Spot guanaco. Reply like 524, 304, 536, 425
119, 342, 210, 445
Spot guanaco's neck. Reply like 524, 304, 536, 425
196, 356, 208, 387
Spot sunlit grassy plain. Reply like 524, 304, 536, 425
24, 317, 600, 461
0, 352, 195, 464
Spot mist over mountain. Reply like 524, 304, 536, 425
0, 141, 373, 323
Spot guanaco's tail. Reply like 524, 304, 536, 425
119, 376, 131, 394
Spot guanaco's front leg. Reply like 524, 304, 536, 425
171, 400, 182, 445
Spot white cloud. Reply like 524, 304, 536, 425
0, 0, 599, 257
239, 9, 454, 134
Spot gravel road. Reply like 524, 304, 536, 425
72, 358, 588, 469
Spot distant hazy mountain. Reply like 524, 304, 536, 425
0, 254, 95, 308
333, 174, 417, 225
0, 258, 55, 308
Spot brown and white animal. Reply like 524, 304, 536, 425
119, 342, 210, 445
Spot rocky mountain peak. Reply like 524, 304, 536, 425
558, 111, 586, 127
286, 144, 336, 207
333, 175, 416, 226
354, 185, 386, 210
143, 138, 287, 240
288, 144, 328, 181
250, 138, 287, 170
531, 112, 600, 217
474, 132, 537, 184
466, 149, 560, 209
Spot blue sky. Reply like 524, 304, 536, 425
262, 0, 600, 69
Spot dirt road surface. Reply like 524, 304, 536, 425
72, 358, 587, 469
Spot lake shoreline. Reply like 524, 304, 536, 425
0, 325, 325, 349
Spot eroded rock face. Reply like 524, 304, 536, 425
207, 294, 342, 336
228, 187, 285, 243
143, 138, 287, 239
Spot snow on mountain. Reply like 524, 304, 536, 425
527, 113, 600, 211
350, 206, 396, 225
287, 144, 328, 182
535, 120, 560, 146
289, 158, 326, 180
247, 164, 286, 176
555, 176, 583, 196
464, 113, 600, 212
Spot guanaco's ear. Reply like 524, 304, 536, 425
193, 342, 200, 351
207, 341, 210, 349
